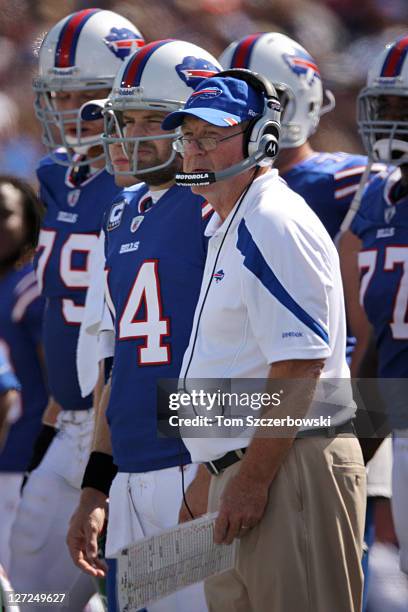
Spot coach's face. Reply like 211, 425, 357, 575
181, 116, 246, 196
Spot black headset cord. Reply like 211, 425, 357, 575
179, 166, 260, 519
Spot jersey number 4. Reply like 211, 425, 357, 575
36, 230, 99, 324
359, 246, 408, 339
117, 260, 170, 365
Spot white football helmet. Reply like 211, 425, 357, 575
358, 35, 408, 165
90, 39, 221, 176
219, 32, 335, 148
33, 8, 144, 165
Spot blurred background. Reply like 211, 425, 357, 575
0, 0, 407, 184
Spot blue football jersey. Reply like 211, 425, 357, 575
351, 168, 408, 379
34, 153, 121, 410
0, 264, 48, 471
282, 152, 387, 240
104, 184, 212, 472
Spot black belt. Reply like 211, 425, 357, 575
205, 420, 355, 476
296, 419, 355, 438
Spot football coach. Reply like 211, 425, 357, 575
161, 69, 366, 612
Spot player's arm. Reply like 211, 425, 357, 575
34, 344, 61, 426
339, 230, 390, 461
353, 330, 391, 463
21, 297, 60, 486
338, 229, 372, 377
0, 389, 20, 450
20, 395, 62, 493
67, 373, 114, 577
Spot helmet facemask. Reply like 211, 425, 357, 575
358, 90, 408, 165
33, 77, 111, 166
102, 95, 182, 178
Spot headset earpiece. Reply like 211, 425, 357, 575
216, 68, 281, 161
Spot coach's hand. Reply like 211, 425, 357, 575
179, 465, 211, 523
66, 488, 108, 578
214, 471, 269, 545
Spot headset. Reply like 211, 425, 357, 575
175, 68, 282, 186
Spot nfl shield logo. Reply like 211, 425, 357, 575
67, 189, 81, 207
130, 216, 144, 233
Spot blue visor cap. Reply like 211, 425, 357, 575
161, 76, 264, 130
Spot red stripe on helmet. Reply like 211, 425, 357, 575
231, 33, 262, 68
121, 40, 173, 87
57, 9, 98, 68
382, 36, 408, 77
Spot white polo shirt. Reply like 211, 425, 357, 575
179, 169, 355, 462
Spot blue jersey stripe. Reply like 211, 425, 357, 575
237, 219, 329, 345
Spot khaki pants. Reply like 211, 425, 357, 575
205, 435, 366, 612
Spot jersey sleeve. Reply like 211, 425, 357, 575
237, 209, 333, 365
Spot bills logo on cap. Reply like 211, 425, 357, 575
130, 215, 144, 233
176, 56, 220, 89
104, 28, 144, 61
283, 49, 320, 84
67, 189, 81, 207
189, 87, 222, 103
107, 200, 126, 231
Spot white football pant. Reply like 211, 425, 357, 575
0, 473, 23, 573
106, 464, 208, 612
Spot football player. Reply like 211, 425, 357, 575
66, 39, 221, 612
8, 10, 145, 611
341, 35, 408, 578
0, 176, 46, 573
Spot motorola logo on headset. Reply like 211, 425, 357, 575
265, 139, 278, 157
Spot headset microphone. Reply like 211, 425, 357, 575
175, 133, 279, 187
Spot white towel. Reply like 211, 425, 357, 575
76, 231, 107, 397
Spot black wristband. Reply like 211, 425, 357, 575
27, 424, 57, 472
81, 451, 118, 496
